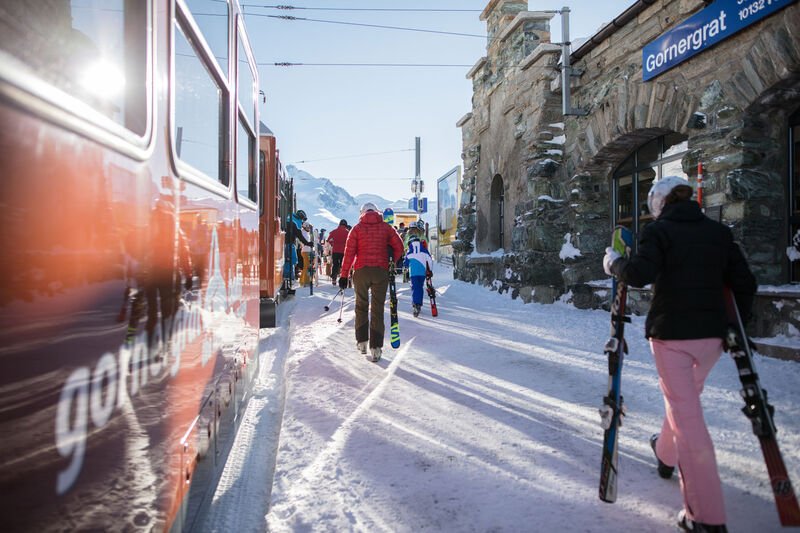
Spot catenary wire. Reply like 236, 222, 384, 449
242, 13, 486, 38
289, 148, 414, 164
242, 4, 482, 12
264, 62, 473, 67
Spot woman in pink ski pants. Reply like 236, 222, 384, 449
603, 176, 756, 532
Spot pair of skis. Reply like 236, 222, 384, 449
388, 257, 400, 349
723, 288, 800, 526
598, 226, 632, 504
426, 270, 438, 317
598, 227, 800, 526
387, 264, 439, 349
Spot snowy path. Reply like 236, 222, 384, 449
219, 264, 800, 532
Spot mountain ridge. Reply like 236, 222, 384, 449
288, 165, 435, 233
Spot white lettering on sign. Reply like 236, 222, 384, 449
645, 11, 727, 73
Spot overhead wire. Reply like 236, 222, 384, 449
288, 148, 414, 164
242, 4, 482, 12
242, 12, 486, 38
263, 62, 472, 67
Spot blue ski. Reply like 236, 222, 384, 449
599, 226, 633, 503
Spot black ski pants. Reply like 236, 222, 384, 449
352, 266, 389, 348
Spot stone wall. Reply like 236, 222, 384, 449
567, 0, 800, 284
456, 0, 800, 328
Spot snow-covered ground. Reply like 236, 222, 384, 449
204, 263, 800, 532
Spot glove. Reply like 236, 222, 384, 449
425, 269, 432, 280
603, 247, 621, 276
338, 277, 348, 290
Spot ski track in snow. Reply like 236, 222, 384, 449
209, 264, 799, 532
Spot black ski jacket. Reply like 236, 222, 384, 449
611, 200, 756, 340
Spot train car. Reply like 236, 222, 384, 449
0, 1, 264, 530
258, 122, 294, 327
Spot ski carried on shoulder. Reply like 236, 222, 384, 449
724, 288, 800, 526
425, 269, 438, 317
598, 226, 633, 504
388, 255, 400, 349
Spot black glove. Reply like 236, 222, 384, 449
338, 277, 348, 290
425, 269, 432, 280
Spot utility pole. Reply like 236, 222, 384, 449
560, 7, 587, 116
409, 137, 427, 213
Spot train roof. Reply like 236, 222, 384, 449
259, 121, 275, 136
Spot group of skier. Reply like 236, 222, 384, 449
283, 203, 436, 363
283, 174, 793, 532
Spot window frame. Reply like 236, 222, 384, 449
0, 1, 155, 160
789, 111, 800, 283
611, 134, 689, 245
234, 15, 258, 209
170, 0, 232, 196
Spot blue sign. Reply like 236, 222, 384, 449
408, 197, 428, 213
642, 0, 798, 81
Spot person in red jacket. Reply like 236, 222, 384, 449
326, 219, 350, 284
338, 203, 404, 362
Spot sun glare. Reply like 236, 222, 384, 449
80, 59, 125, 100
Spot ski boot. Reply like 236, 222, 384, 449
357, 341, 367, 354
412, 304, 421, 317
677, 510, 727, 533
650, 434, 674, 479
368, 347, 381, 362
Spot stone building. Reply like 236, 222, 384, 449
455, 0, 800, 340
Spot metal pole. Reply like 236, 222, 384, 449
561, 7, 571, 117
413, 137, 422, 213
415, 137, 420, 181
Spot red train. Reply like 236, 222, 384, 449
0, 1, 291, 530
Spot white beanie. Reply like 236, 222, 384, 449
360, 202, 379, 214
647, 175, 691, 219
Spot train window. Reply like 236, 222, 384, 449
259, 150, 266, 215
237, 115, 257, 203
0, 1, 147, 135
237, 32, 256, 128
174, 20, 228, 186
184, 0, 229, 78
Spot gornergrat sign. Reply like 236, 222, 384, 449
642, 0, 798, 81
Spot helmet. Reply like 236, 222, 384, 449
414, 220, 425, 230
647, 176, 691, 219
360, 202, 378, 214
339, 219, 348, 226
295, 210, 307, 221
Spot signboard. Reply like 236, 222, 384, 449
408, 197, 428, 213
436, 166, 460, 258
642, 0, 798, 81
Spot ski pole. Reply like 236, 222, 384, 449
324, 289, 343, 311
337, 289, 346, 323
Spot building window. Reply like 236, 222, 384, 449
174, 19, 228, 185
612, 133, 688, 242
790, 111, 800, 283
490, 175, 504, 250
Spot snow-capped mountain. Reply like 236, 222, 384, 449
288, 165, 435, 234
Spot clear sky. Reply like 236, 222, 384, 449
244, 1, 637, 201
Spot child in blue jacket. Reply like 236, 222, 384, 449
403, 235, 433, 316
